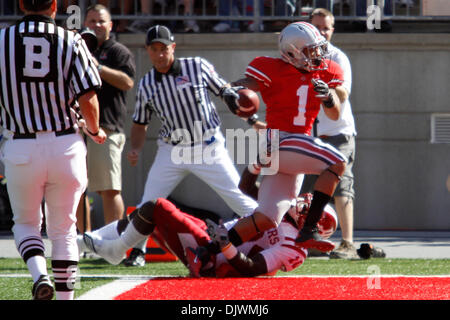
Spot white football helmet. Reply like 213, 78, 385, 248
287, 193, 338, 240
279, 22, 329, 71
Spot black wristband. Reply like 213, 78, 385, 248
228, 228, 243, 247
87, 128, 99, 136
247, 114, 259, 126
218, 86, 227, 98
322, 93, 335, 109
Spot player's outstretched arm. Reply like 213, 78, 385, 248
226, 251, 269, 277
231, 76, 260, 92
206, 219, 269, 277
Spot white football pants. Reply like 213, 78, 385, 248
3, 132, 87, 262
257, 132, 347, 226
139, 130, 258, 217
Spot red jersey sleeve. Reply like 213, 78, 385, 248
245, 56, 278, 88
322, 59, 344, 89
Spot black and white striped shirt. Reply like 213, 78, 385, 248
133, 57, 226, 142
0, 15, 101, 134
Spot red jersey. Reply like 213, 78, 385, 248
245, 57, 344, 135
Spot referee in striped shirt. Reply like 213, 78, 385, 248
124, 25, 258, 266
0, 0, 106, 300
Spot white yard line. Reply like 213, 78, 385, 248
1, 273, 449, 278
0, 274, 177, 279
76, 278, 150, 300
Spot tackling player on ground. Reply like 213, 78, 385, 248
78, 170, 338, 277
219, 22, 348, 253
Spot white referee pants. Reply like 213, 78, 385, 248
139, 131, 258, 217
2, 132, 87, 262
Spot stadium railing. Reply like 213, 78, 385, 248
0, 1, 449, 31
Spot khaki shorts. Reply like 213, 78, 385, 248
87, 130, 126, 192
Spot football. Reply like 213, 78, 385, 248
236, 88, 260, 118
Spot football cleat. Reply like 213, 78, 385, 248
82, 232, 98, 254
32, 275, 54, 300
123, 248, 146, 267
296, 226, 335, 252
76, 234, 87, 256
84, 233, 126, 265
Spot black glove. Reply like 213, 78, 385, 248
312, 78, 334, 108
219, 86, 244, 114
79, 27, 98, 54
246, 114, 259, 126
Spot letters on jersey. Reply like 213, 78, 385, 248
215, 218, 307, 277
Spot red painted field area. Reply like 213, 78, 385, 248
114, 276, 450, 300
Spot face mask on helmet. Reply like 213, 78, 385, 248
317, 205, 338, 240
286, 193, 338, 240
287, 193, 312, 222
279, 22, 329, 71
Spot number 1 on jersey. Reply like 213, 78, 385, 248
293, 85, 308, 126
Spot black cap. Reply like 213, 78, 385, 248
80, 28, 98, 53
23, 0, 53, 11
146, 25, 175, 46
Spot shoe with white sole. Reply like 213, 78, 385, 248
83, 233, 126, 265
123, 248, 146, 267
32, 275, 54, 300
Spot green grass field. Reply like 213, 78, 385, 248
1, 257, 449, 300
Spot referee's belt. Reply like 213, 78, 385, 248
13, 127, 76, 140
163, 135, 216, 146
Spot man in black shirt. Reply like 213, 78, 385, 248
77, 4, 135, 232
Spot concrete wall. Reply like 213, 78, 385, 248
114, 32, 450, 230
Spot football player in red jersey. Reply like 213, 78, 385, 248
78, 157, 337, 278
219, 22, 348, 253
80, 189, 337, 278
